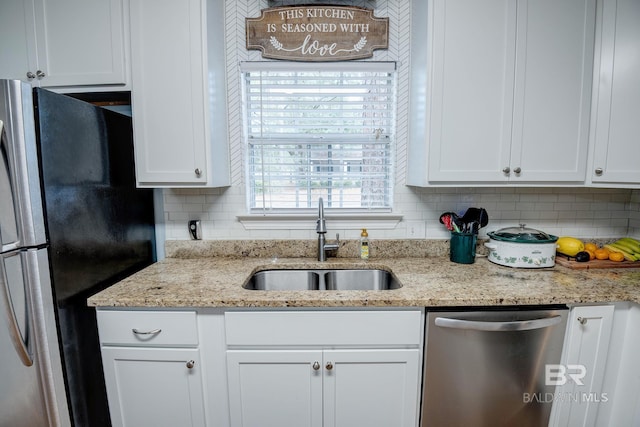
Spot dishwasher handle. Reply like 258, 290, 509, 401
434, 315, 563, 332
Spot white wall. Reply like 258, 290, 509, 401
161, 0, 639, 241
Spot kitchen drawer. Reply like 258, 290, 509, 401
225, 310, 423, 347
97, 310, 198, 347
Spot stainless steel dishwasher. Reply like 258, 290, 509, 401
421, 307, 568, 427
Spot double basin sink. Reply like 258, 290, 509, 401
244, 269, 402, 291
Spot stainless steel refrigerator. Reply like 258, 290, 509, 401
0, 79, 156, 427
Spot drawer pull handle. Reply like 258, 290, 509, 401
577, 317, 587, 325
312, 361, 320, 371
326, 362, 333, 371
186, 360, 195, 369
132, 328, 162, 335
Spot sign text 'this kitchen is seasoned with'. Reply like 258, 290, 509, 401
245, 5, 389, 61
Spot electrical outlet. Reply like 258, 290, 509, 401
407, 221, 426, 238
188, 220, 202, 240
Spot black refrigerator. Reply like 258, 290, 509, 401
0, 79, 156, 427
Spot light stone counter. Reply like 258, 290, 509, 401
88, 251, 640, 308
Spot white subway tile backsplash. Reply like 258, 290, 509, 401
162, 186, 637, 240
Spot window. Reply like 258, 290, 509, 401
241, 61, 396, 214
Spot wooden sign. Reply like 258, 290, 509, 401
246, 6, 389, 62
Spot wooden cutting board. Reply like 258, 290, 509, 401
555, 253, 640, 269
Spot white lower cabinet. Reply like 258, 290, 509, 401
226, 349, 420, 427
550, 304, 614, 427
595, 302, 640, 426
101, 347, 206, 427
227, 350, 323, 427
96, 308, 423, 427
224, 310, 423, 427
96, 310, 206, 427
323, 349, 420, 427
95, 304, 640, 427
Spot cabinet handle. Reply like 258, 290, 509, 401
132, 328, 162, 335
36, 70, 45, 78
26, 71, 36, 79
502, 167, 510, 174
325, 362, 333, 371
312, 361, 320, 371
595, 168, 603, 176
513, 167, 521, 174
194, 168, 202, 177
186, 360, 195, 369
577, 317, 587, 325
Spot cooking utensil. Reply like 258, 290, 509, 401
439, 212, 460, 232
478, 208, 488, 228
461, 207, 481, 224
459, 207, 489, 233
439, 212, 457, 224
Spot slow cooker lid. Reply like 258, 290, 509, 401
488, 224, 558, 243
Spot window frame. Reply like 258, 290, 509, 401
240, 61, 398, 215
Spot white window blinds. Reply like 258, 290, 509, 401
241, 62, 396, 213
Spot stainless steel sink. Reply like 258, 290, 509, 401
324, 269, 402, 290
243, 269, 402, 291
244, 270, 320, 291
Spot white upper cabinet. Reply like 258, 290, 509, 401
408, 0, 596, 185
589, 0, 640, 186
0, 0, 128, 90
129, 0, 229, 187
425, 0, 515, 184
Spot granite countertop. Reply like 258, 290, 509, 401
87, 253, 640, 309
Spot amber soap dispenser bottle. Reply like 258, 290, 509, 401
360, 229, 369, 260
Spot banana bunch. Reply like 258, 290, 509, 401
604, 237, 640, 262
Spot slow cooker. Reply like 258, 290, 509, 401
484, 224, 558, 268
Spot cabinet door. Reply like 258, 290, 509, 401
427, 0, 516, 183
226, 350, 323, 427
129, 0, 209, 186
425, 0, 595, 184
509, 0, 595, 182
0, 0, 38, 82
0, 0, 127, 87
102, 347, 206, 427
323, 349, 421, 427
590, 0, 640, 185
33, 0, 127, 87
550, 305, 614, 427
